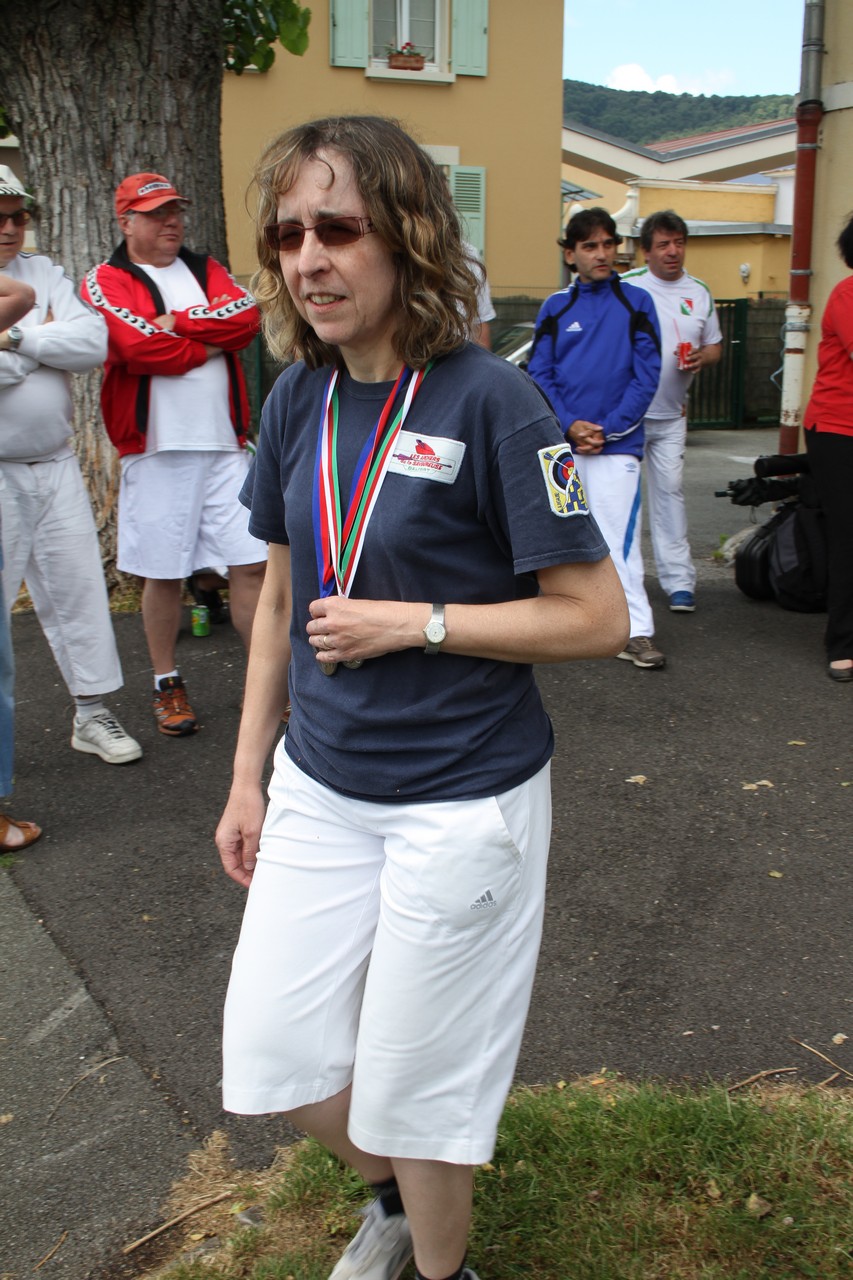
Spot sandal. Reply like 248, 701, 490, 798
0, 814, 43, 852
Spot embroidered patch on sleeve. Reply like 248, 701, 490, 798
537, 444, 589, 517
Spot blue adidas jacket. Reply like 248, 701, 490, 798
527, 272, 661, 458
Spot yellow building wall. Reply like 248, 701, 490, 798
805, 2, 853, 392
635, 183, 776, 224
222, 0, 563, 300
677, 235, 790, 301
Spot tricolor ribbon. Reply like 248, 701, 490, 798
312, 363, 431, 598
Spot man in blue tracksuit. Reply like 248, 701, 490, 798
528, 207, 665, 669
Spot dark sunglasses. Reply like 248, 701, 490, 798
264, 215, 375, 254
0, 209, 31, 228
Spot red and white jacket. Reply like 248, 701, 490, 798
82, 243, 260, 457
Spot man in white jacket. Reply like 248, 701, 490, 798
0, 165, 140, 764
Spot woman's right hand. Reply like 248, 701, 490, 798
216, 782, 266, 888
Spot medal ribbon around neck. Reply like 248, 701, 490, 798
313, 362, 431, 599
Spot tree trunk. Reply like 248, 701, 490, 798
0, 0, 228, 585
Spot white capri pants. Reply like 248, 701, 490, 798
643, 414, 696, 595
223, 747, 552, 1165
575, 451, 654, 638
0, 454, 122, 697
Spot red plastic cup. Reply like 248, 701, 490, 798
676, 341, 693, 370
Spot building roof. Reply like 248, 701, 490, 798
645, 118, 797, 156
564, 118, 796, 184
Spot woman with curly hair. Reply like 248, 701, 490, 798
216, 115, 627, 1280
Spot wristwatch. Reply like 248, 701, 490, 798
7, 325, 24, 351
423, 603, 447, 654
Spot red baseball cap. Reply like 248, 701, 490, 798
115, 172, 189, 216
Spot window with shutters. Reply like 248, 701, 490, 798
330, 1, 488, 81
448, 164, 486, 256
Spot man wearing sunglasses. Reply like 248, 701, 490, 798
0, 164, 142, 767
82, 173, 267, 738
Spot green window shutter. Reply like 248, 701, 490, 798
452, 0, 488, 76
449, 165, 486, 255
330, 0, 369, 67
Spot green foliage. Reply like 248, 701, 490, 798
564, 78, 795, 147
153, 1081, 853, 1280
223, 0, 311, 74
0, 103, 9, 140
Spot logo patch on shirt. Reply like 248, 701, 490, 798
566, 320, 583, 332
679, 297, 695, 316
537, 445, 589, 517
388, 431, 465, 484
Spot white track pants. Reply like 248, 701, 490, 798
575, 451, 654, 638
0, 455, 122, 697
643, 415, 696, 595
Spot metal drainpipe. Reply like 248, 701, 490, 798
779, 0, 825, 454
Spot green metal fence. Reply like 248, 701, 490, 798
688, 298, 748, 427
688, 297, 785, 429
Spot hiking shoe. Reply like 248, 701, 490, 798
616, 636, 666, 669
669, 591, 696, 612
71, 710, 142, 764
153, 676, 198, 736
328, 1198, 413, 1279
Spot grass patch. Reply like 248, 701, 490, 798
141, 1079, 852, 1280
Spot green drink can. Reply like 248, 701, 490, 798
191, 604, 210, 637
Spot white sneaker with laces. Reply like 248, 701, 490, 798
328, 1199, 413, 1280
71, 710, 142, 765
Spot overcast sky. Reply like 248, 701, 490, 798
563, 0, 805, 97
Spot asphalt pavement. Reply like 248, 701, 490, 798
2, 428, 850, 1280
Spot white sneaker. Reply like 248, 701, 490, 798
71, 710, 142, 765
328, 1199, 413, 1280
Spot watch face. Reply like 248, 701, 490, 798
425, 621, 445, 643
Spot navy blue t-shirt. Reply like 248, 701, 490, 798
243, 341, 608, 802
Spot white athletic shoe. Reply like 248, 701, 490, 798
71, 710, 142, 765
328, 1199, 413, 1280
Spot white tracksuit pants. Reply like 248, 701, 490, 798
643, 414, 696, 596
574, 451, 654, 638
0, 454, 122, 697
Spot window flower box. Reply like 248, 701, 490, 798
386, 43, 425, 70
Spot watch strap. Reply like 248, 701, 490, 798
423, 602, 446, 654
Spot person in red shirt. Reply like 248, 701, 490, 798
803, 212, 853, 682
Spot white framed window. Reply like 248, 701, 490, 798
330, 0, 488, 79
372, 0, 441, 64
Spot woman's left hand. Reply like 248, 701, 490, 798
307, 596, 421, 666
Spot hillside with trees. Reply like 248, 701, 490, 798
564, 79, 795, 146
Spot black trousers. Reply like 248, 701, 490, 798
805, 427, 853, 661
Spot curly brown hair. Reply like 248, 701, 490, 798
250, 115, 480, 370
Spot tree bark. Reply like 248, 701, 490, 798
0, 0, 228, 584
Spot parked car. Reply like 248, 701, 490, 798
492, 320, 534, 368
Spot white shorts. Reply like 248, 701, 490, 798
223, 748, 552, 1165
118, 450, 267, 579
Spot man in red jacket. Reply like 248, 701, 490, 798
83, 174, 267, 737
